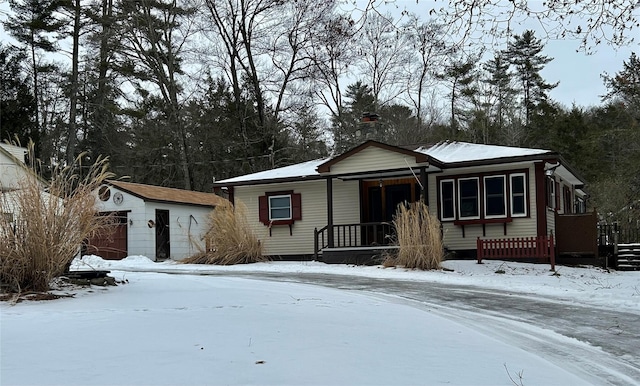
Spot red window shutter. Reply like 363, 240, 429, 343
258, 195, 269, 224
291, 193, 302, 221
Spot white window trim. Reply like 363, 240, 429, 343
439, 179, 456, 221
509, 173, 527, 217
483, 175, 507, 219
457, 177, 480, 220
548, 177, 556, 209
268, 194, 292, 221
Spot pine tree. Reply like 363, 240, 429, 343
504, 30, 558, 126
0, 44, 37, 144
4, 0, 65, 155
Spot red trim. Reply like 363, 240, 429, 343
258, 190, 301, 227
535, 162, 547, 237
436, 169, 530, 222
454, 218, 513, 226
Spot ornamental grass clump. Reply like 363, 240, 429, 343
0, 145, 114, 293
386, 201, 443, 270
182, 200, 266, 265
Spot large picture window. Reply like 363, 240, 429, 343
484, 176, 506, 218
439, 171, 529, 222
458, 178, 479, 219
269, 195, 292, 220
510, 173, 526, 216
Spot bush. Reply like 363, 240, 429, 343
0, 146, 114, 293
182, 200, 266, 265
385, 201, 443, 270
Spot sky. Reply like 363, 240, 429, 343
364, 0, 638, 108
0, 1, 636, 109
2, 255, 639, 385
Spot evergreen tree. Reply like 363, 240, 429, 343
330, 81, 379, 152
436, 54, 479, 138
0, 44, 37, 145
504, 30, 558, 126
602, 52, 640, 111
4, 0, 65, 155
483, 52, 517, 140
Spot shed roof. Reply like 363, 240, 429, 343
107, 180, 226, 208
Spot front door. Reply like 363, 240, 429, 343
362, 180, 416, 245
385, 184, 412, 221
155, 209, 170, 260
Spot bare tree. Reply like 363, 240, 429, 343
355, 12, 411, 111
402, 16, 451, 132
426, 0, 639, 51
202, 0, 334, 169
308, 13, 356, 144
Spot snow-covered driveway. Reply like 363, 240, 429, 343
2, 256, 639, 385
245, 271, 640, 385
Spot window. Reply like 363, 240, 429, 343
510, 173, 527, 217
484, 176, 506, 218
440, 180, 455, 220
258, 191, 302, 225
458, 178, 479, 219
439, 171, 530, 222
269, 195, 291, 220
546, 177, 556, 209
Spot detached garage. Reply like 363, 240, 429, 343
87, 181, 226, 261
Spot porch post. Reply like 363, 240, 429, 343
420, 167, 428, 206
535, 162, 548, 237
326, 177, 334, 248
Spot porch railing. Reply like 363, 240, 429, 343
314, 222, 394, 259
477, 235, 555, 270
598, 222, 640, 245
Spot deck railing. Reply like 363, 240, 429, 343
477, 235, 555, 270
314, 222, 394, 259
598, 223, 640, 245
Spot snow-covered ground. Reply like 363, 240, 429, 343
1, 256, 639, 385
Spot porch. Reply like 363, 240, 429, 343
313, 212, 602, 267
314, 222, 398, 264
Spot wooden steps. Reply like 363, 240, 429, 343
617, 244, 640, 270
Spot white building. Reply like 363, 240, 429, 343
89, 181, 227, 261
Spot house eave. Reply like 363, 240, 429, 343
212, 174, 324, 188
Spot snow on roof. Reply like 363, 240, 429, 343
217, 158, 329, 184
217, 141, 555, 185
417, 141, 552, 164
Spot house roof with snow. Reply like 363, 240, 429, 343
107, 180, 226, 208
0, 143, 46, 192
214, 140, 583, 187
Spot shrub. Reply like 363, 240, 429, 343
0, 145, 114, 293
385, 201, 443, 270
182, 200, 266, 265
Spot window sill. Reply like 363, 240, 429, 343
454, 217, 512, 226
453, 217, 513, 238
268, 219, 294, 226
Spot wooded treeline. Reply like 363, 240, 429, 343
1, 0, 638, 223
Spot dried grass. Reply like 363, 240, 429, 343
182, 200, 266, 265
385, 201, 443, 270
0, 143, 114, 293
